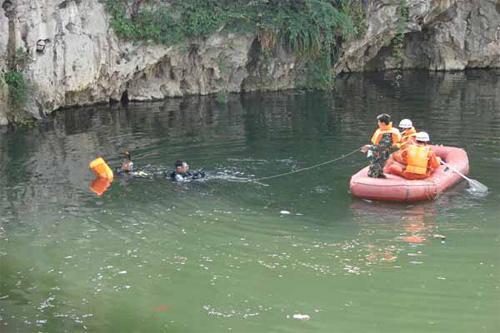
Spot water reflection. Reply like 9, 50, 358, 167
348, 179, 492, 268
89, 178, 112, 196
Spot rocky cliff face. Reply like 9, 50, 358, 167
0, 0, 498, 125
337, 0, 500, 72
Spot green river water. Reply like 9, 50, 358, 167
0, 71, 499, 332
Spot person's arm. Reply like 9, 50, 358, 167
370, 130, 379, 145
362, 130, 378, 153
428, 152, 440, 170
394, 131, 401, 145
361, 145, 372, 153
400, 148, 409, 164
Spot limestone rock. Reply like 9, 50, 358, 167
242, 40, 299, 92
337, 0, 500, 72
0, 0, 273, 122
0, 0, 498, 125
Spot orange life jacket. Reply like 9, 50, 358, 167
406, 145, 430, 175
397, 127, 417, 149
89, 157, 114, 180
371, 122, 401, 146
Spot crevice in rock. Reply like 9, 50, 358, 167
3, 0, 17, 70
120, 90, 129, 105
180, 79, 190, 92
58, 1, 68, 9
2, 0, 12, 12
245, 38, 261, 73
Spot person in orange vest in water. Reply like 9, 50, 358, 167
388, 132, 441, 180
117, 151, 150, 178
361, 113, 401, 178
392, 119, 417, 164
121, 151, 134, 173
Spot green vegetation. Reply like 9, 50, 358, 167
339, 0, 367, 39
216, 91, 228, 104
303, 54, 335, 90
393, 0, 408, 81
106, 0, 367, 89
106, 0, 228, 45
3, 70, 34, 126
4, 70, 28, 111
3, 48, 34, 126
217, 54, 228, 75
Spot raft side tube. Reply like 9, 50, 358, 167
350, 146, 469, 202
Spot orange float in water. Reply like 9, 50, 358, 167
89, 177, 112, 196
89, 157, 114, 180
89, 157, 114, 196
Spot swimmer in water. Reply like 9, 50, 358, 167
118, 151, 150, 178
169, 160, 205, 181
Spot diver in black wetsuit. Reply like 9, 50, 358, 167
170, 160, 205, 181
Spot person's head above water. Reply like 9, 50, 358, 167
121, 151, 134, 172
376, 113, 391, 125
174, 160, 189, 174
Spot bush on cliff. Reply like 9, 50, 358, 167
106, 0, 367, 89
3, 70, 30, 124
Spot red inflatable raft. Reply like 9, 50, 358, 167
350, 146, 469, 202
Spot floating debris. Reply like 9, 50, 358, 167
432, 234, 446, 240
154, 305, 170, 311
292, 314, 310, 320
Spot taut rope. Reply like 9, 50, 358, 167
254, 147, 363, 182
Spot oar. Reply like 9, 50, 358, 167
440, 160, 488, 193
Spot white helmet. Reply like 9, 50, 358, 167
416, 131, 430, 142
399, 119, 413, 129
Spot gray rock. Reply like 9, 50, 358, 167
0, 0, 498, 125
337, 0, 500, 72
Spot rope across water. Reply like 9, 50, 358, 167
254, 147, 363, 182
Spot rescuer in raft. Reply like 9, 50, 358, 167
169, 160, 205, 181
117, 151, 151, 178
361, 113, 401, 178
392, 119, 417, 164
387, 131, 441, 180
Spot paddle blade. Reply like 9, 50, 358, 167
468, 179, 488, 193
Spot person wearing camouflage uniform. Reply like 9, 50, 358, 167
367, 133, 393, 178
361, 114, 401, 179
